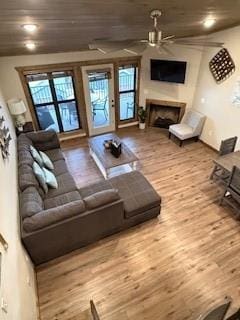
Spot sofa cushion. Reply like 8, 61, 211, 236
18, 164, 40, 192
17, 134, 33, 152
52, 159, 68, 176
44, 191, 82, 209
30, 145, 44, 166
18, 149, 34, 167
45, 172, 77, 199
33, 162, 48, 194
169, 123, 195, 140
23, 200, 85, 232
84, 189, 120, 210
45, 148, 65, 162
42, 167, 58, 189
40, 151, 54, 170
79, 180, 112, 198
109, 171, 161, 218
20, 186, 43, 219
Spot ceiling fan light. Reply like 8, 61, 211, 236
25, 42, 36, 50
22, 24, 38, 32
203, 18, 216, 28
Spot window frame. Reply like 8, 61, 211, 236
117, 61, 140, 125
26, 71, 82, 133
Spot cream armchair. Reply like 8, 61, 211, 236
169, 109, 206, 147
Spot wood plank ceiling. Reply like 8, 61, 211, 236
0, 0, 239, 57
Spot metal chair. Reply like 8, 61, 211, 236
219, 166, 240, 219
211, 137, 238, 182
126, 101, 134, 118
92, 97, 108, 120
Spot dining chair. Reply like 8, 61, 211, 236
92, 97, 108, 120
90, 300, 100, 320
210, 136, 238, 182
197, 297, 232, 320
219, 166, 240, 219
226, 309, 240, 320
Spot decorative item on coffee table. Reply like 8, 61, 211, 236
138, 106, 147, 130
110, 139, 121, 158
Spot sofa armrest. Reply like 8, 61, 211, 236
23, 200, 85, 232
26, 130, 60, 151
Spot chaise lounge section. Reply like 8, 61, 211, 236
18, 130, 161, 265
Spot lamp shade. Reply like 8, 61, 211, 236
8, 99, 27, 116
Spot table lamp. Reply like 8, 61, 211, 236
8, 99, 27, 131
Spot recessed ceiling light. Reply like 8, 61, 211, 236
203, 18, 216, 28
25, 42, 36, 50
22, 24, 38, 32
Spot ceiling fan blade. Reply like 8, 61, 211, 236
172, 39, 224, 48
158, 45, 175, 56
162, 35, 175, 41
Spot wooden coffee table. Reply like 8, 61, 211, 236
89, 133, 138, 179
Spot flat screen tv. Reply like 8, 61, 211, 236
151, 59, 187, 84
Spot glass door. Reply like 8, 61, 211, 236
26, 71, 81, 132
82, 64, 115, 136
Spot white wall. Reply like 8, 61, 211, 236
0, 45, 203, 124
0, 50, 131, 122
193, 25, 240, 150
139, 45, 203, 108
0, 88, 38, 320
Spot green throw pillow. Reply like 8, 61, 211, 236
32, 161, 48, 194
42, 167, 58, 189
30, 145, 43, 166
40, 151, 54, 170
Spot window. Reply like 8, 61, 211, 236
118, 64, 138, 121
26, 71, 81, 132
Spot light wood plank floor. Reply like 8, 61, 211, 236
37, 127, 240, 320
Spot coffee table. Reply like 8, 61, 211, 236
89, 133, 138, 179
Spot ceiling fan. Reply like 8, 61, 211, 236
89, 9, 224, 55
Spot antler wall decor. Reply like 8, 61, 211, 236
0, 106, 12, 159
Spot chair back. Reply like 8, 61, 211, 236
90, 300, 100, 320
181, 109, 206, 135
219, 137, 238, 156
228, 166, 240, 196
197, 299, 231, 320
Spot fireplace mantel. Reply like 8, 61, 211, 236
146, 99, 186, 127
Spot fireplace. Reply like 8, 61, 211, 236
146, 99, 186, 129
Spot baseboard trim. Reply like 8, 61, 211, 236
199, 139, 218, 152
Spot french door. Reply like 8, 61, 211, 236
26, 71, 81, 132
81, 64, 115, 136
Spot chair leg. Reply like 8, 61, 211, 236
210, 165, 218, 180
168, 132, 171, 139
219, 191, 226, 206
179, 139, 183, 147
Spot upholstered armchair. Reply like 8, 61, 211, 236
169, 109, 206, 146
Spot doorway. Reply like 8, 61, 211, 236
82, 64, 115, 136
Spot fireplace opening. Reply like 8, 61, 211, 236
148, 104, 182, 129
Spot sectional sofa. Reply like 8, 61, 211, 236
18, 130, 161, 265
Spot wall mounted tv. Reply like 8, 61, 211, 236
151, 59, 187, 84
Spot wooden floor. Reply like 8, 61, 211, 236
37, 127, 240, 320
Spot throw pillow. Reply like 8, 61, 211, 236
42, 167, 58, 189
39, 151, 54, 170
30, 145, 43, 166
32, 161, 48, 194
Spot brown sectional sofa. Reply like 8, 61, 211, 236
18, 130, 161, 265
